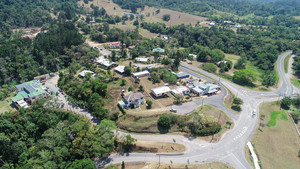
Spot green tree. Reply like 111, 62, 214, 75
68, 159, 96, 169
122, 135, 136, 152
139, 85, 144, 92
233, 97, 243, 105
233, 69, 256, 87
158, 114, 171, 129
281, 97, 292, 110
162, 14, 171, 22
146, 100, 152, 109
202, 63, 217, 73
124, 66, 132, 76
122, 161, 125, 169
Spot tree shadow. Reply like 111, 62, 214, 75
95, 157, 112, 168
158, 125, 169, 134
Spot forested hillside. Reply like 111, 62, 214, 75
0, 0, 81, 39
0, 103, 116, 168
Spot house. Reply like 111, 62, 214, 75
224, 21, 233, 24
118, 92, 144, 109
209, 22, 216, 26
192, 87, 204, 96
133, 70, 150, 78
189, 54, 197, 61
135, 57, 149, 63
133, 64, 158, 71
176, 72, 190, 79
152, 47, 165, 53
162, 36, 168, 41
109, 43, 122, 49
79, 70, 95, 77
171, 86, 190, 96
12, 80, 48, 107
128, 46, 135, 49
193, 82, 208, 91
114, 65, 125, 74
96, 56, 116, 68
151, 86, 171, 97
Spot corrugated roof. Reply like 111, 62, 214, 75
124, 92, 144, 102
151, 86, 171, 95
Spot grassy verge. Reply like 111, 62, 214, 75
284, 54, 292, 73
291, 76, 300, 89
0, 97, 15, 114
251, 101, 300, 169
110, 161, 234, 169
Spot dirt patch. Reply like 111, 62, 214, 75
78, 0, 126, 16
133, 141, 186, 153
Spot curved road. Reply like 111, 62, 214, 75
97, 52, 296, 168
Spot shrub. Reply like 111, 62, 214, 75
281, 97, 292, 110
202, 63, 217, 73
162, 14, 170, 22
146, 100, 152, 109
231, 105, 241, 112
233, 97, 243, 105
157, 114, 171, 129
128, 86, 133, 91
291, 113, 299, 124
166, 113, 178, 124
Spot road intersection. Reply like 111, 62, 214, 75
99, 51, 298, 169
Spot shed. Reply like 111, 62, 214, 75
152, 48, 165, 53
171, 86, 190, 96
133, 70, 150, 78
176, 72, 190, 79
136, 58, 149, 63
192, 87, 204, 96
79, 70, 95, 77
114, 65, 125, 74
151, 86, 171, 97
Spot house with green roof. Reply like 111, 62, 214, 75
12, 80, 48, 108
152, 47, 165, 53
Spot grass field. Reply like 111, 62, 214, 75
250, 101, 300, 169
284, 54, 292, 73
266, 110, 288, 127
291, 76, 300, 89
110, 161, 234, 169
0, 98, 15, 114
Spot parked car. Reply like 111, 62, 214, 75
61, 91, 65, 95
58, 88, 62, 92
170, 108, 177, 113
252, 109, 257, 116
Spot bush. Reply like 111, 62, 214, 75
157, 114, 171, 129
231, 105, 241, 112
291, 113, 299, 124
202, 63, 217, 73
166, 113, 178, 124
162, 14, 170, 22
281, 97, 292, 110
233, 97, 243, 105
146, 100, 152, 109
128, 86, 133, 91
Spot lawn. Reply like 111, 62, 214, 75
266, 110, 288, 127
0, 98, 15, 114
250, 101, 300, 169
291, 76, 300, 89
110, 161, 234, 169
284, 54, 292, 73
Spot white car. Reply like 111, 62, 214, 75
252, 109, 257, 116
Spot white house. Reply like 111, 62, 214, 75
171, 86, 190, 96
192, 87, 204, 96
79, 70, 95, 77
189, 54, 197, 61
151, 86, 171, 97
132, 70, 150, 78
118, 92, 144, 109
136, 57, 149, 63
96, 56, 116, 68
114, 65, 125, 74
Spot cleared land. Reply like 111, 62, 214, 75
109, 161, 234, 169
133, 141, 185, 153
0, 97, 16, 114
250, 101, 300, 169
291, 76, 300, 89
117, 104, 233, 142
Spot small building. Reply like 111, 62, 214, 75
207, 84, 220, 91
135, 57, 149, 63
189, 54, 197, 61
114, 65, 125, 74
133, 64, 158, 71
192, 87, 204, 96
209, 22, 216, 26
193, 82, 208, 91
79, 70, 95, 77
118, 92, 144, 109
133, 70, 150, 78
162, 36, 168, 41
128, 46, 135, 49
152, 47, 165, 53
176, 72, 190, 79
109, 43, 122, 49
96, 56, 116, 68
151, 86, 171, 97
12, 80, 48, 107
171, 86, 190, 96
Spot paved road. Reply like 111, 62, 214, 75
85, 39, 111, 56
100, 51, 297, 169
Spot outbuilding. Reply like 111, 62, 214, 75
114, 65, 125, 74
176, 72, 190, 79
132, 70, 150, 78
151, 86, 171, 97
171, 86, 190, 96
135, 57, 149, 63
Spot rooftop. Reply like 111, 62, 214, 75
132, 70, 150, 77
176, 72, 190, 79
79, 70, 95, 77
152, 48, 165, 53
114, 65, 125, 73
136, 58, 149, 62
151, 86, 171, 95
124, 92, 144, 102
13, 80, 47, 102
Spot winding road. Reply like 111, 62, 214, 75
96, 51, 297, 168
